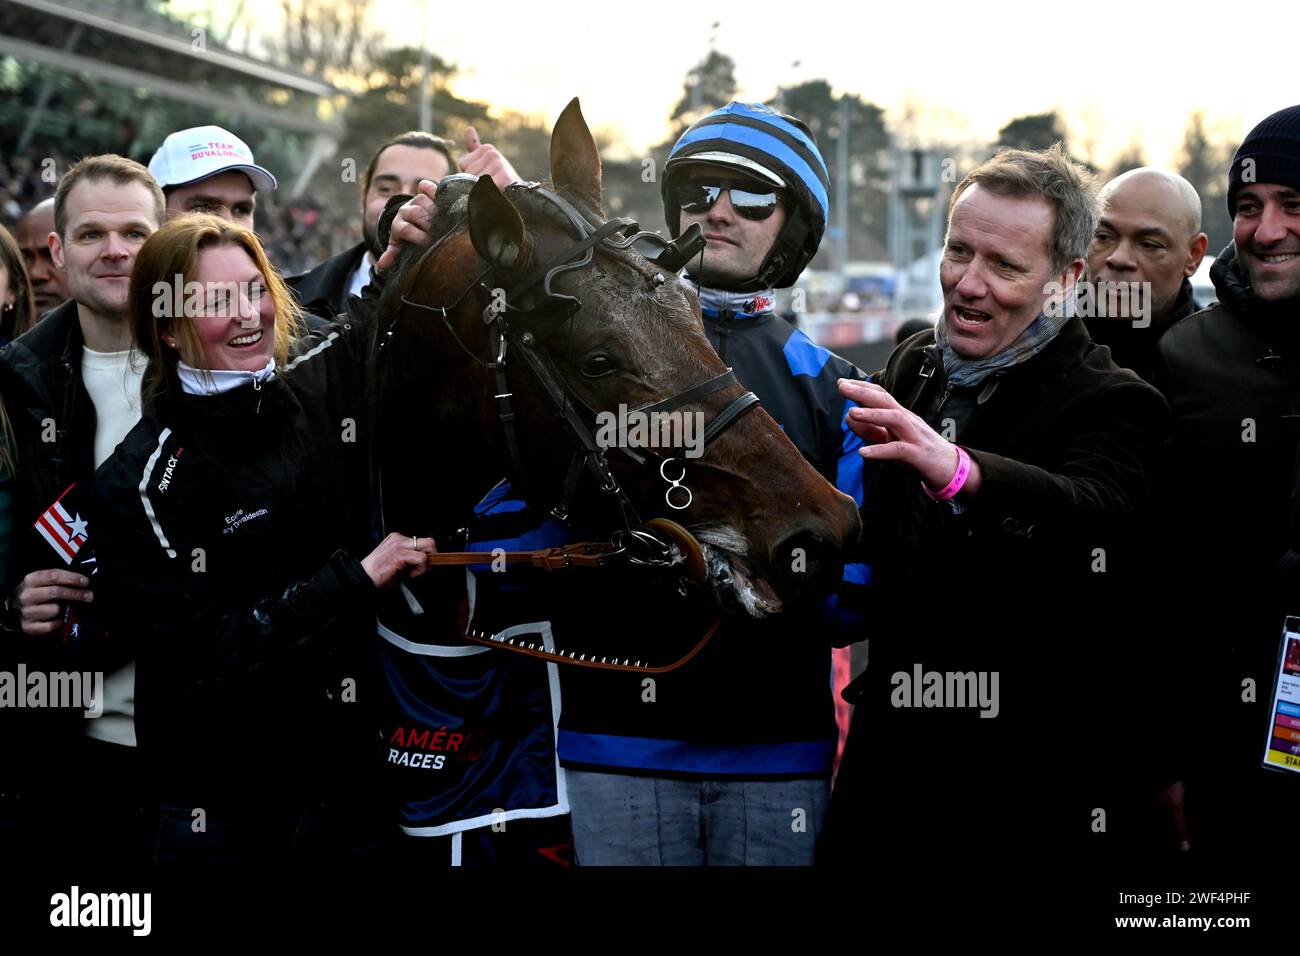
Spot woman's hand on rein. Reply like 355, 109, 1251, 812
361, 532, 437, 589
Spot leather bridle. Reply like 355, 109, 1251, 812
396, 177, 763, 671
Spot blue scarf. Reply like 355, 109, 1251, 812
682, 277, 777, 321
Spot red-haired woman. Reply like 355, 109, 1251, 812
92, 215, 431, 864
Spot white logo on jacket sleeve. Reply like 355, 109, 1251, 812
156, 448, 184, 493
155, 452, 183, 494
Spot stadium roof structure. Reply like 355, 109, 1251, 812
0, 0, 344, 192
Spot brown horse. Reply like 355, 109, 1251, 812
377, 99, 859, 625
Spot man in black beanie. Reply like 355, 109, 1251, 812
1156, 104, 1300, 858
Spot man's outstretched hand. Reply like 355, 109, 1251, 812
459, 126, 522, 189
838, 377, 983, 496
376, 128, 523, 272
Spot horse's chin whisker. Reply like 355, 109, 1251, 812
699, 539, 782, 620
692, 525, 750, 558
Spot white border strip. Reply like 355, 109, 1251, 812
139, 427, 176, 559
284, 330, 339, 371
377, 620, 490, 657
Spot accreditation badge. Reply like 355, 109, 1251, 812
1263, 616, 1300, 774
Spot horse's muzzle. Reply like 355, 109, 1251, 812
767, 494, 862, 602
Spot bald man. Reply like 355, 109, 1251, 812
1085, 169, 1207, 850
1084, 167, 1208, 380
15, 198, 70, 316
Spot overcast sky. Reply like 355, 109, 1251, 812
375, 0, 1296, 168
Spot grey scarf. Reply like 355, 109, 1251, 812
934, 308, 1072, 388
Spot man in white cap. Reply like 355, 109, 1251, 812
148, 125, 277, 230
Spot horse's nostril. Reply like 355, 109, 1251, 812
771, 529, 835, 586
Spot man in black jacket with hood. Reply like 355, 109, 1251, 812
1156, 104, 1300, 857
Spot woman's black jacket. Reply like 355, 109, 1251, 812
90, 316, 386, 811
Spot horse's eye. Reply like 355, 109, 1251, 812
580, 354, 619, 379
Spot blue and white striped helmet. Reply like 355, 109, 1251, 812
663, 102, 829, 289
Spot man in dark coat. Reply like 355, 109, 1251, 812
287, 132, 455, 323
288, 129, 518, 323
823, 145, 1169, 868
0, 156, 165, 868
1155, 104, 1300, 858
1084, 168, 1207, 382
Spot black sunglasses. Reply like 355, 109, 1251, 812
676, 182, 780, 221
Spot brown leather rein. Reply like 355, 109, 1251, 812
425, 540, 621, 572
427, 518, 720, 673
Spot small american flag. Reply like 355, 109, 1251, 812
33, 483, 98, 646
35, 483, 90, 564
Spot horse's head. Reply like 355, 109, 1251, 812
390, 99, 860, 617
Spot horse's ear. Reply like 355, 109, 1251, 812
549, 97, 602, 210
467, 176, 529, 269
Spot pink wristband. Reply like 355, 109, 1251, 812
924, 445, 971, 501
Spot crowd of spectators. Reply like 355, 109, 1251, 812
1, 151, 356, 278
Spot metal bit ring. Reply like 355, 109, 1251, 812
660, 458, 692, 511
